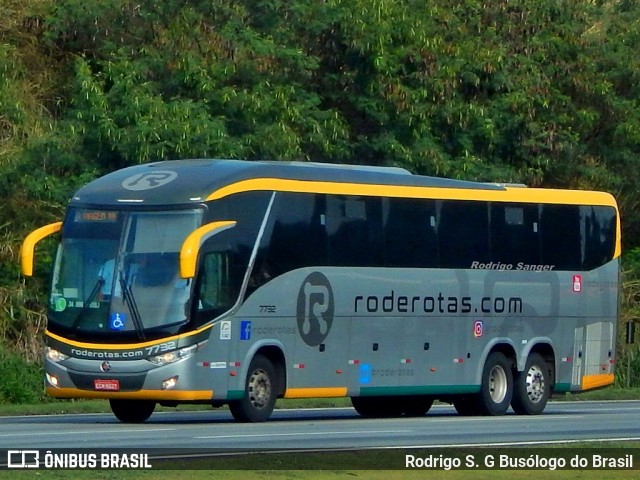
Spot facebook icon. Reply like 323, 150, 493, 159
240, 321, 252, 340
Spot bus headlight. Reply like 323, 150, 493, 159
46, 347, 69, 363
148, 344, 197, 366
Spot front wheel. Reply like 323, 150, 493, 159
229, 355, 277, 422
511, 353, 550, 415
109, 399, 155, 423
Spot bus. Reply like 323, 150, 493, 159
21, 159, 621, 423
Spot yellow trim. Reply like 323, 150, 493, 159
47, 387, 212, 401
21, 222, 62, 276
46, 323, 214, 351
581, 373, 615, 391
179, 220, 237, 278
206, 178, 621, 260
207, 178, 618, 207
284, 387, 348, 399
615, 212, 623, 259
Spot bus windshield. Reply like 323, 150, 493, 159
49, 208, 203, 341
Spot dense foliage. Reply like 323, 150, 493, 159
1, 0, 640, 391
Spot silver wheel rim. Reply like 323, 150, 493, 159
248, 368, 271, 409
488, 365, 508, 403
525, 365, 545, 403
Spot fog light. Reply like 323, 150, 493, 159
46, 373, 59, 387
162, 375, 179, 390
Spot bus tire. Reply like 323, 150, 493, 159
476, 351, 513, 416
511, 353, 549, 415
109, 399, 155, 423
229, 355, 277, 423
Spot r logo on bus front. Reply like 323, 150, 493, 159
122, 171, 178, 191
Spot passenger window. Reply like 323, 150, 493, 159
383, 197, 438, 267
439, 200, 490, 268
259, 193, 328, 278
490, 203, 540, 266
539, 204, 581, 270
580, 205, 617, 270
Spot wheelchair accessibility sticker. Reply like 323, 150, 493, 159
109, 313, 126, 331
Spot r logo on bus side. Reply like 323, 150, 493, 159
122, 171, 178, 191
296, 272, 334, 347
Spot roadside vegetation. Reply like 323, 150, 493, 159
1, 0, 640, 406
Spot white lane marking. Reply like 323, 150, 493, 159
393, 437, 640, 448
407, 414, 585, 422
0, 428, 175, 438
195, 429, 408, 439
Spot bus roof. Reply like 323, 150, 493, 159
69, 159, 616, 208
70, 159, 506, 207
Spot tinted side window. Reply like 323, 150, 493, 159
208, 191, 271, 223
539, 204, 581, 270
490, 203, 540, 266
326, 195, 383, 267
581, 205, 617, 270
439, 200, 490, 268
259, 193, 328, 280
383, 197, 438, 267
196, 252, 235, 322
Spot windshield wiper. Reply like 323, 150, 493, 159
119, 274, 146, 341
70, 278, 104, 331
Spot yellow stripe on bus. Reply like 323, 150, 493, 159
205, 178, 622, 259
206, 178, 617, 207
45, 325, 214, 351
46, 387, 213, 401
581, 373, 615, 391
284, 387, 348, 399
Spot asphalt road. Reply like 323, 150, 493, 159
1, 400, 639, 452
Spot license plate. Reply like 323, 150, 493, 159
94, 379, 120, 391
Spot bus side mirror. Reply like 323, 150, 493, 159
179, 221, 237, 279
20, 222, 63, 276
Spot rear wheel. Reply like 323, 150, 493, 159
511, 353, 550, 415
453, 352, 513, 416
109, 399, 155, 423
229, 355, 277, 422
477, 351, 513, 416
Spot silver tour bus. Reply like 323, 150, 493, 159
21, 159, 621, 422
